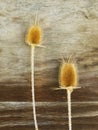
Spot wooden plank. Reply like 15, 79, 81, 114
0, 0, 98, 129
0, 102, 98, 130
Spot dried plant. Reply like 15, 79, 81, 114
59, 56, 80, 130
26, 11, 43, 130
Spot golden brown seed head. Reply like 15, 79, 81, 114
59, 63, 77, 88
26, 25, 42, 46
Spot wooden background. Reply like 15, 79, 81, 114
0, 0, 98, 130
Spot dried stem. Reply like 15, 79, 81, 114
31, 47, 38, 130
67, 89, 73, 130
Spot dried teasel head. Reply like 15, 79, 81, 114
26, 11, 42, 47
26, 25, 42, 46
59, 56, 78, 88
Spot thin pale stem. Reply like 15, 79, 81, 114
31, 47, 38, 130
67, 89, 72, 130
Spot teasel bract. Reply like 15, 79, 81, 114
26, 11, 43, 130
59, 56, 80, 130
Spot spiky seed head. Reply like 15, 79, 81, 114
59, 63, 77, 88
26, 25, 42, 46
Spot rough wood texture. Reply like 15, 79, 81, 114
0, 0, 98, 129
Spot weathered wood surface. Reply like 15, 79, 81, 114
0, 102, 98, 130
0, 0, 98, 129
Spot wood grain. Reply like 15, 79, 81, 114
0, 0, 98, 129
0, 102, 98, 130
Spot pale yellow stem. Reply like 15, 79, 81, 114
67, 89, 73, 130
31, 47, 39, 130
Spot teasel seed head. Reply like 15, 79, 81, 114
26, 10, 42, 47
59, 57, 78, 88
26, 25, 42, 46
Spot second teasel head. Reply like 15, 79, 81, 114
59, 56, 78, 88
